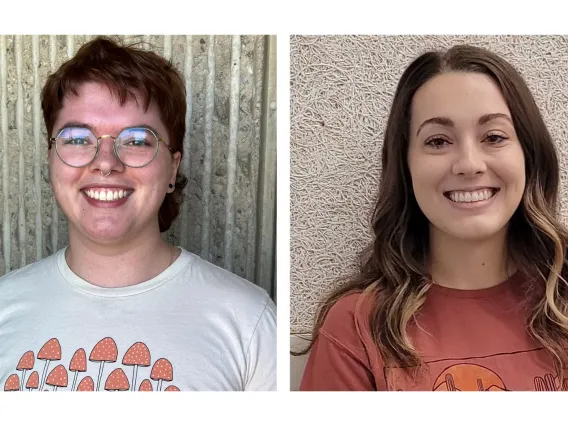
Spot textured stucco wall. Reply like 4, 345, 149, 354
0, 35, 276, 298
290, 35, 568, 333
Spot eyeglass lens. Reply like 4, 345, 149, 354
55, 127, 159, 168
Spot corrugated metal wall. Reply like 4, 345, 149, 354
0, 35, 276, 299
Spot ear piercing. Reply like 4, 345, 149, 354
169, 184, 174, 189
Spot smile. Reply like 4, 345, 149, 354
83, 189, 133, 201
444, 188, 499, 204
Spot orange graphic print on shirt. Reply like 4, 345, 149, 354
432, 364, 507, 391
4, 337, 181, 392
385, 348, 564, 391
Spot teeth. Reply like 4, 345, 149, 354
84, 189, 131, 202
448, 189, 496, 203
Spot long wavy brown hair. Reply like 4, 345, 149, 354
298, 44, 568, 376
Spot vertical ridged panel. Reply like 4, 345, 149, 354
163, 35, 172, 61
180, 35, 193, 249
223, 35, 241, 271
15, 36, 26, 268
0, 36, 9, 273
201, 35, 215, 261
49, 35, 58, 254
255, 36, 277, 295
32, 36, 42, 260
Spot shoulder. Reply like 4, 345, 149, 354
0, 252, 59, 292
320, 291, 372, 348
181, 250, 274, 315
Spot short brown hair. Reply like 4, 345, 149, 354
41, 36, 188, 232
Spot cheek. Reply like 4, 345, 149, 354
408, 156, 445, 198
495, 150, 526, 193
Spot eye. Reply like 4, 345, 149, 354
64, 138, 89, 146
425, 137, 450, 149
124, 138, 149, 147
485, 133, 507, 144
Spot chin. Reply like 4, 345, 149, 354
440, 221, 507, 242
80, 219, 134, 243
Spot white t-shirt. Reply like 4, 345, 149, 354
0, 247, 276, 392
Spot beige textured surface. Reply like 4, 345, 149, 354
290, 35, 568, 333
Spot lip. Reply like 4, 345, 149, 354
81, 183, 134, 190
443, 186, 499, 193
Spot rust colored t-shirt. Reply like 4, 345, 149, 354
300, 272, 563, 391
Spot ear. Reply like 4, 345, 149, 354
170, 151, 182, 185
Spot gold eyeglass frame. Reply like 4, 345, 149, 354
49, 126, 174, 169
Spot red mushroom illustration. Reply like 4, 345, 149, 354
104, 368, 130, 391
4, 374, 20, 391
16, 351, 35, 391
164, 385, 180, 392
150, 358, 173, 391
89, 337, 118, 391
76, 376, 94, 392
26, 371, 39, 391
122, 342, 151, 391
37, 338, 62, 391
69, 348, 87, 391
138, 379, 153, 391
45, 364, 68, 391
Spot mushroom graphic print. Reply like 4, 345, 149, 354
105, 368, 130, 391
37, 338, 62, 391
89, 337, 118, 391
4, 374, 20, 391
4, 338, 181, 391
45, 364, 68, 391
122, 342, 151, 391
138, 379, 153, 391
76, 376, 95, 392
16, 351, 34, 391
69, 348, 87, 391
150, 358, 173, 391
164, 385, 180, 391
25, 371, 39, 391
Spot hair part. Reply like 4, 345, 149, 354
298, 44, 568, 380
41, 36, 188, 232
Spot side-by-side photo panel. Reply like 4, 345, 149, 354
290, 35, 568, 391
0, 34, 276, 392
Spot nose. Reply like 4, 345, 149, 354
451, 139, 487, 177
88, 136, 125, 175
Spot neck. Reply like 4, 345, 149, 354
65, 227, 178, 288
429, 227, 515, 290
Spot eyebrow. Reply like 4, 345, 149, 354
56, 122, 164, 139
415, 113, 513, 137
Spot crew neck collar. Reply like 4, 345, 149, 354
429, 270, 525, 300
56, 246, 193, 297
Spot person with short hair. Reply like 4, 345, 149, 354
0, 37, 276, 392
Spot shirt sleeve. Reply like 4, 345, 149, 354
299, 329, 376, 391
244, 295, 277, 391
299, 293, 376, 391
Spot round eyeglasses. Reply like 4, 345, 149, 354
49, 126, 174, 168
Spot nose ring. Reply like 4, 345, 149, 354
101, 170, 111, 177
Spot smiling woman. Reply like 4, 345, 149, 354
0, 36, 276, 392
295, 42, 568, 391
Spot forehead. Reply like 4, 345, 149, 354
54, 81, 165, 134
410, 72, 511, 130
